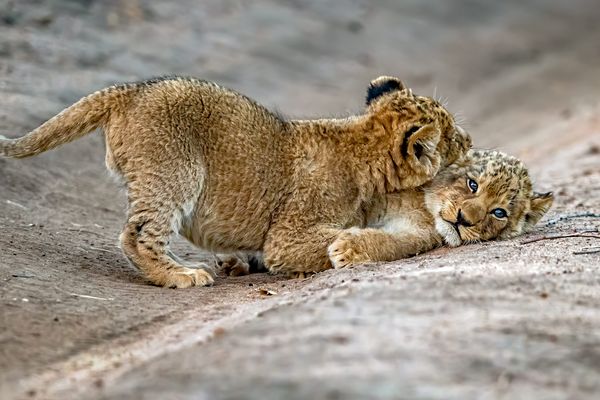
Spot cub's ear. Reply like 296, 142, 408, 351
366, 76, 406, 106
525, 191, 554, 228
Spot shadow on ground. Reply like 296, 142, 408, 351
0, 1, 599, 399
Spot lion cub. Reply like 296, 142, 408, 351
328, 149, 554, 268
1, 76, 469, 287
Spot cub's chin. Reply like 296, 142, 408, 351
433, 216, 462, 247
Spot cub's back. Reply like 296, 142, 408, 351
116, 78, 295, 251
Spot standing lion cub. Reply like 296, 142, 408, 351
0, 76, 470, 287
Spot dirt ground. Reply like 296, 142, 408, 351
0, 1, 599, 399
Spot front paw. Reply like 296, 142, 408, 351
328, 233, 371, 269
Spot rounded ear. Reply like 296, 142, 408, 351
366, 76, 406, 106
525, 191, 554, 227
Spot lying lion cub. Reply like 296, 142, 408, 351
328, 149, 554, 268
0, 76, 469, 287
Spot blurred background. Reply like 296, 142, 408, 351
1, 0, 599, 151
1, 1, 600, 399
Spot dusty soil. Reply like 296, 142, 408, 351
0, 1, 599, 399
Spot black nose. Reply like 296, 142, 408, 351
456, 209, 473, 227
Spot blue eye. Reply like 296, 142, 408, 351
467, 178, 478, 193
492, 208, 507, 219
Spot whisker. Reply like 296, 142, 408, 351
441, 96, 450, 108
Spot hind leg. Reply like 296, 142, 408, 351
120, 194, 215, 288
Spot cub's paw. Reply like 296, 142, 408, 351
164, 265, 215, 288
218, 255, 250, 277
199, 262, 218, 278
328, 232, 371, 269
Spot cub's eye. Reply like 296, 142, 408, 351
492, 208, 507, 219
467, 178, 478, 193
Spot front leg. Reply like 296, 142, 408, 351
328, 227, 440, 269
263, 223, 340, 276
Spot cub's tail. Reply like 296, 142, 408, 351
0, 85, 135, 158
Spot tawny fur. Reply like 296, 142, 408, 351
0, 76, 470, 287
328, 149, 554, 268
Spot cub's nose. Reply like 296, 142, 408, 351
455, 209, 473, 227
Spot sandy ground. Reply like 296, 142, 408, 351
0, 0, 599, 399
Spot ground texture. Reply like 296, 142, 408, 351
0, 1, 599, 399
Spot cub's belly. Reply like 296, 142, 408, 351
180, 197, 274, 252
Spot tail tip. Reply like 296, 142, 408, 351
0, 134, 14, 157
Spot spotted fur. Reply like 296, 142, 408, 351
328, 149, 554, 268
424, 150, 553, 245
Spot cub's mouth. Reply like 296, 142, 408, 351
444, 218, 462, 239
424, 192, 464, 248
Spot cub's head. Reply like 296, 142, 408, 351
364, 76, 471, 190
424, 150, 554, 246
